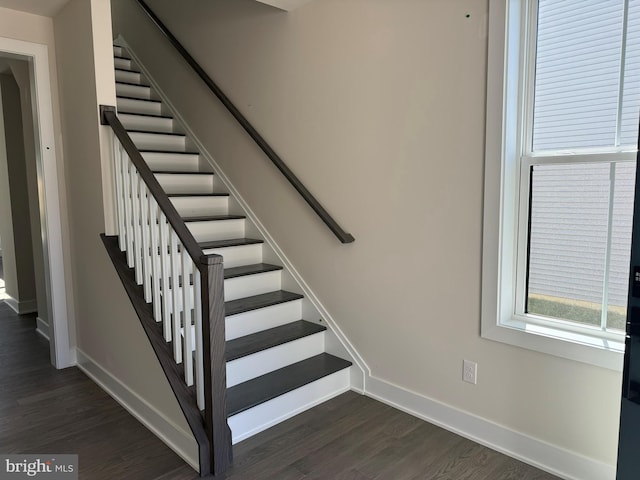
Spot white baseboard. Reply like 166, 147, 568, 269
4, 295, 37, 315
364, 376, 615, 480
36, 316, 49, 341
75, 349, 199, 471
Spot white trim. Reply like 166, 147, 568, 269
75, 349, 198, 471
36, 316, 49, 341
0, 36, 73, 368
365, 375, 615, 480
4, 294, 37, 314
481, 0, 627, 370
117, 36, 369, 391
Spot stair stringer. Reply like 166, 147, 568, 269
115, 35, 368, 392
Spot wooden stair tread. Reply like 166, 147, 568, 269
140, 150, 200, 155
153, 171, 213, 175
199, 238, 263, 250
114, 67, 140, 74
116, 80, 150, 88
113, 55, 130, 60
183, 214, 245, 222
168, 193, 229, 198
226, 320, 326, 362
227, 354, 351, 416
225, 290, 303, 317
118, 111, 173, 119
127, 130, 185, 137
117, 95, 161, 103
224, 263, 283, 279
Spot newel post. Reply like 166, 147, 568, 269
199, 254, 232, 476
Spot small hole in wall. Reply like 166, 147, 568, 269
466, 13, 471, 18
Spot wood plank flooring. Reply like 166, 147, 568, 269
0, 295, 559, 479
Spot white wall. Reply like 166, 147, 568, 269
112, 0, 623, 471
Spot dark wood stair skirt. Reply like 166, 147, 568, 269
100, 234, 214, 475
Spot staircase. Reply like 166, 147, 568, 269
104, 44, 353, 474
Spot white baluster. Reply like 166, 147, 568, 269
194, 268, 205, 410
159, 213, 172, 341
114, 139, 126, 251
170, 231, 183, 364
131, 166, 143, 285
182, 250, 194, 386
149, 200, 162, 322
139, 179, 152, 302
122, 155, 135, 268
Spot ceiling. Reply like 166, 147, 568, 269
0, 0, 70, 17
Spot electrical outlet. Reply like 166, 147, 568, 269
463, 360, 477, 384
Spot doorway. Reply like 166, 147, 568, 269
0, 36, 72, 369
0, 60, 41, 320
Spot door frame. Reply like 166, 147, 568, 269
0, 36, 74, 369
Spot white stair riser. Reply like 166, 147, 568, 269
115, 69, 141, 84
116, 97, 162, 116
120, 114, 174, 134
111, 45, 355, 451
170, 196, 229, 217
203, 244, 263, 269
224, 270, 281, 302
228, 368, 351, 444
116, 83, 151, 100
155, 174, 218, 195
226, 300, 302, 340
142, 152, 200, 172
114, 57, 132, 70
130, 132, 185, 152
113, 46, 123, 57
186, 219, 245, 243
226, 333, 325, 387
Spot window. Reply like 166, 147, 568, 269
482, 0, 640, 369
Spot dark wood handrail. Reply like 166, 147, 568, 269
101, 106, 220, 267
134, 0, 355, 244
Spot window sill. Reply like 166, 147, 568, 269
482, 317, 624, 371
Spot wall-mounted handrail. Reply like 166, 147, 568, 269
134, 0, 355, 244
100, 105, 231, 476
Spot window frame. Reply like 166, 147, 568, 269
481, 0, 633, 370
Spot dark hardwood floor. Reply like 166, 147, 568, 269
0, 268, 559, 479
